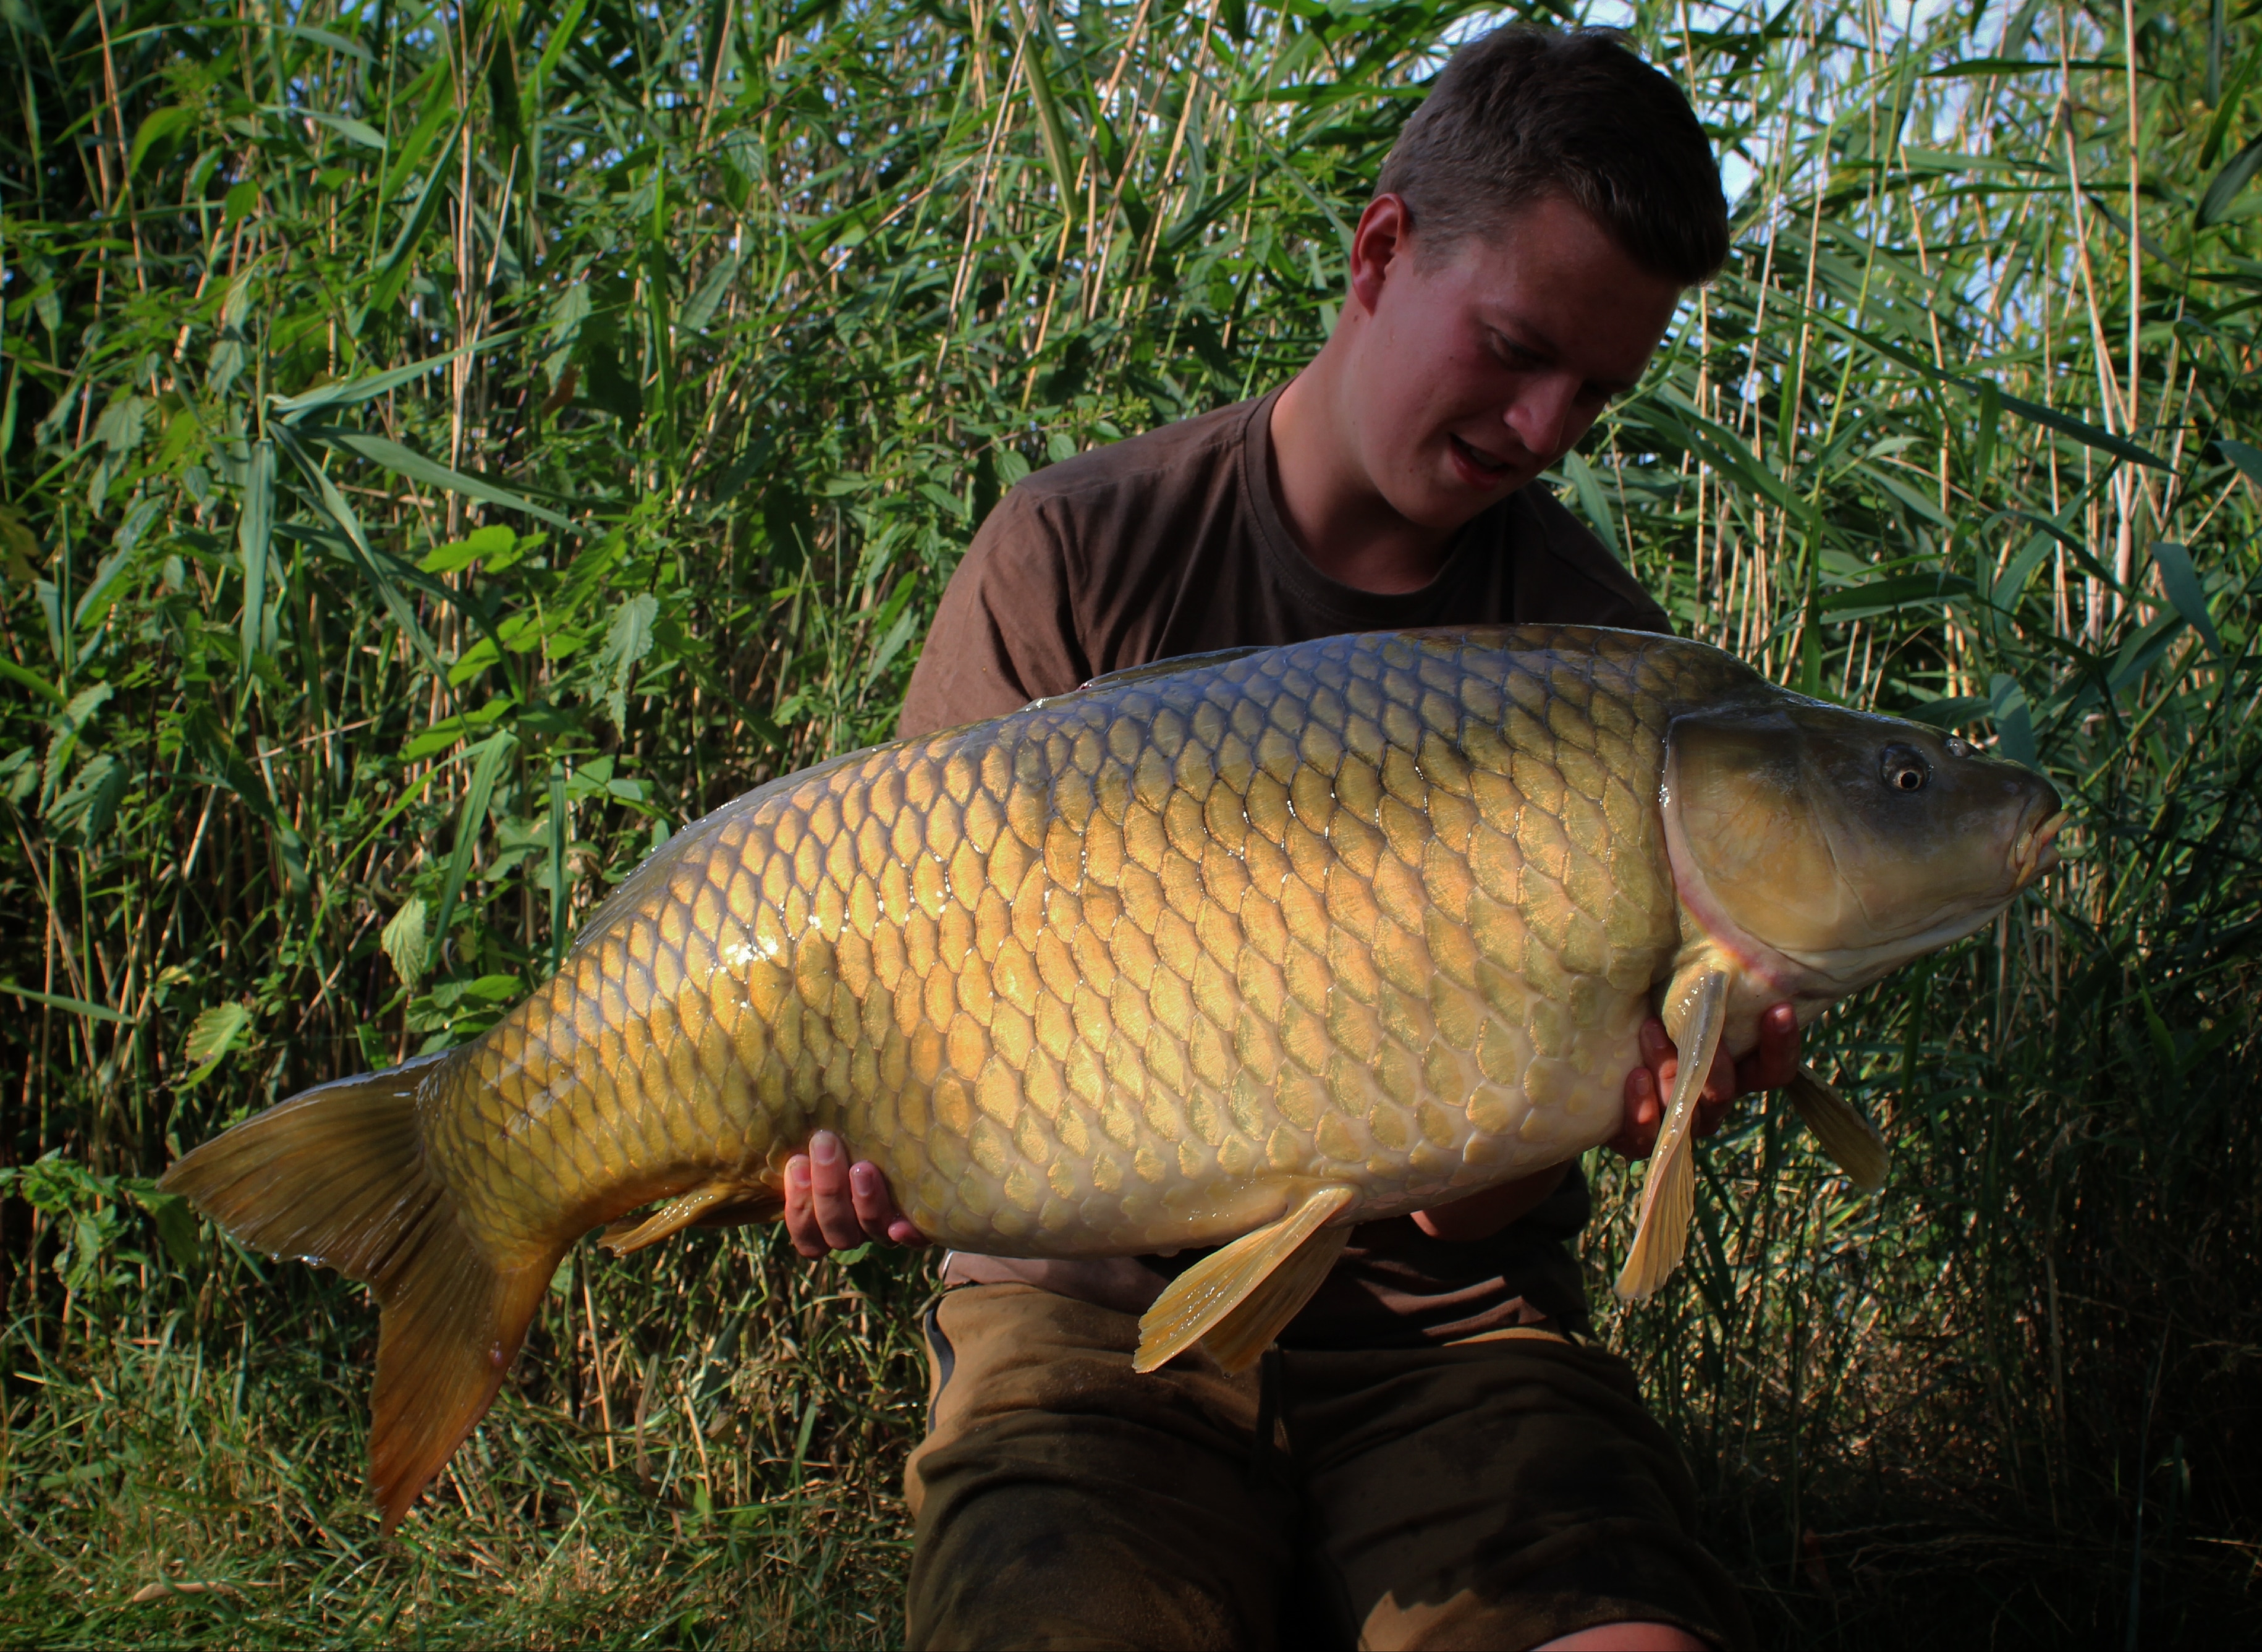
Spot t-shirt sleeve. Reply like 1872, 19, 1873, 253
897, 488, 1092, 739
1517, 488, 1675, 637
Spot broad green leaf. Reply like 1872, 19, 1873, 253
679, 253, 740, 334
0, 657, 62, 705
320, 430, 576, 532
70, 543, 137, 629
263, 104, 387, 151
284, 22, 374, 62
128, 105, 199, 176
2200, 135, 2262, 227
269, 331, 520, 423
237, 439, 274, 677
45, 754, 128, 842
127, 1185, 203, 1271
1989, 674, 2039, 769
2215, 437, 2262, 489
370, 120, 462, 313
420, 523, 518, 574
427, 732, 518, 973
383, 897, 428, 988
0, 502, 40, 585
2151, 541, 2224, 658
401, 697, 515, 761
1819, 572, 1977, 614
273, 427, 446, 676
599, 593, 659, 731
1561, 451, 1620, 557
0, 983, 129, 1023
180, 1001, 251, 1088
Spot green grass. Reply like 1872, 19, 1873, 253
4, 0, 2262, 1643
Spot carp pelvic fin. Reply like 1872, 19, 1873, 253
600, 1178, 781, 1255
1133, 1185, 1357, 1375
1785, 1064, 1888, 1191
158, 1059, 559, 1534
1615, 967, 1729, 1302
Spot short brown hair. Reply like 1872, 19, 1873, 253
1375, 25, 1729, 284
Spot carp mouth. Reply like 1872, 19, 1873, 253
2010, 806, 2068, 892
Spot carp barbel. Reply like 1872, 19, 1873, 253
164, 625, 2064, 1528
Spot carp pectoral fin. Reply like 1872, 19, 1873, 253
1615, 967, 1729, 1302
158, 1059, 559, 1533
1133, 1185, 1357, 1376
600, 1180, 769, 1255
1198, 1221, 1353, 1375
1786, 1065, 1887, 1191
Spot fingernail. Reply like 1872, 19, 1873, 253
811, 1132, 839, 1164
787, 1156, 809, 1185
850, 1164, 873, 1193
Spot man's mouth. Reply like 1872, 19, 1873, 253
1449, 433, 1515, 484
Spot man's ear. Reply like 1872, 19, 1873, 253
1347, 194, 1413, 318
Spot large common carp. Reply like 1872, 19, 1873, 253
164, 625, 2062, 1528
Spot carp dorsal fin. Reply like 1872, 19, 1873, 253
1785, 1064, 1888, 1191
1046, 645, 1273, 703
1615, 966, 1729, 1302
1133, 1184, 1357, 1375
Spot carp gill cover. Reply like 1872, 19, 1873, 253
162, 625, 2064, 1528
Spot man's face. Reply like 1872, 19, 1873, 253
1342, 194, 1685, 532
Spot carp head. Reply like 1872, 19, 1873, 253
1661, 698, 2065, 1001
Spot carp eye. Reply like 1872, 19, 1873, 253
1944, 737, 1972, 758
1881, 745, 1931, 793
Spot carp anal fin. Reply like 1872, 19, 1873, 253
1133, 1185, 1357, 1375
1615, 967, 1728, 1302
159, 1061, 559, 1534
600, 1178, 781, 1254
1786, 1064, 1887, 1192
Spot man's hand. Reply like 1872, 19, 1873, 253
1610, 1002, 1798, 1160
782, 1130, 928, 1258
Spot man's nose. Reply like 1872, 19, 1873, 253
1505, 375, 1584, 462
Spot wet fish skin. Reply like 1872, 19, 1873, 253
159, 624, 2059, 1528
431, 625, 1734, 1265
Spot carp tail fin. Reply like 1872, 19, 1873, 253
1615, 967, 1728, 1302
160, 1057, 557, 1532
1786, 1065, 1888, 1191
1133, 1184, 1356, 1375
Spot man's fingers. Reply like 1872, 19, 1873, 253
807, 1132, 866, 1250
783, 1153, 826, 1258
1703, 1038, 1739, 1107
1639, 1018, 1674, 1074
849, 1161, 926, 1245
1613, 1059, 1663, 1159
1754, 1003, 1801, 1090
786, 1135, 928, 1255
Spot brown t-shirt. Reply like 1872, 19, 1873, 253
899, 388, 1671, 1347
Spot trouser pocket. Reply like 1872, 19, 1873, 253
920, 1294, 957, 1430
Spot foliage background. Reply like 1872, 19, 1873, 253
2, 0, 2260, 1643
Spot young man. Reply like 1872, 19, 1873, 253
786, 26, 1796, 1650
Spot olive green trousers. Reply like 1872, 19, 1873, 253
903, 1283, 1751, 1652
